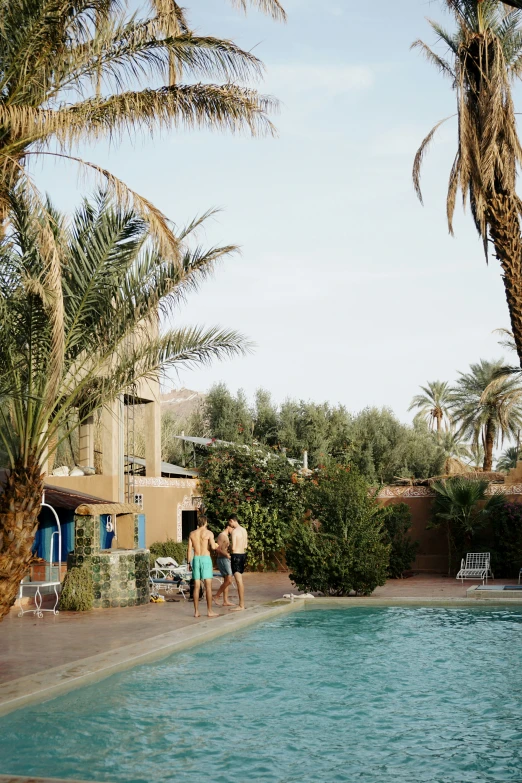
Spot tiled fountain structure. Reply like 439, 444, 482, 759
67, 504, 150, 608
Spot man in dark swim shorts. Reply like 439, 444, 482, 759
228, 515, 248, 611
214, 521, 235, 607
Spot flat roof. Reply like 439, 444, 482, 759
126, 455, 198, 478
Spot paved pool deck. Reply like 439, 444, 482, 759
0, 572, 520, 718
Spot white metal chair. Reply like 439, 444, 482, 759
456, 553, 493, 584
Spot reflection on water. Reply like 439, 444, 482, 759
1, 606, 521, 783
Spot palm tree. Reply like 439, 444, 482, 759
435, 428, 471, 469
412, 1, 522, 367
0, 0, 284, 242
409, 380, 452, 432
450, 359, 522, 471
497, 445, 520, 470
495, 327, 517, 353
0, 187, 249, 621
431, 476, 505, 572
462, 441, 485, 469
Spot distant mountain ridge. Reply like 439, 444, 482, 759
160, 387, 205, 419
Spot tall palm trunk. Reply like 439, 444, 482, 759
0, 455, 43, 621
487, 192, 522, 366
483, 419, 495, 471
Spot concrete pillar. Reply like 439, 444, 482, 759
100, 401, 121, 501
78, 416, 95, 468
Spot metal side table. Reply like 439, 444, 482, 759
18, 581, 60, 618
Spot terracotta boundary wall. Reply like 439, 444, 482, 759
377, 487, 522, 573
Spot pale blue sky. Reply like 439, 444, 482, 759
34, 0, 514, 420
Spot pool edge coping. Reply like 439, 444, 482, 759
2, 594, 522, 717
0, 601, 303, 717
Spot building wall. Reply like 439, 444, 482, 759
377, 488, 522, 573
47, 474, 119, 502
134, 477, 199, 546
379, 496, 447, 573
46, 476, 200, 547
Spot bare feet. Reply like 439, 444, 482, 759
223, 601, 236, 607
194, 611, 200, 618
207, 611, 219, 618
229, 606, 245, 612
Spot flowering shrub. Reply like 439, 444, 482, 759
198, 446, 306, 569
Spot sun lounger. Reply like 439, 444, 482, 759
456, 552, 493, 584
150, 560, 190, 599
154, 557, 181, 574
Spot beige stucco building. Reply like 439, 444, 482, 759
47, 376, 200, 546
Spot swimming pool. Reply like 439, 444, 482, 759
1, 606, 521, 783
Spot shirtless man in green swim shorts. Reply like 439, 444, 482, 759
187, 516, 219, 618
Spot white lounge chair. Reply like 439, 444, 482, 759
456, 553, 493, 584
154, 557, 181, 573
150, 558, 190, 599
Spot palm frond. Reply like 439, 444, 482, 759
24, 150, 180, 264
228, 0, 287, 21
0, 187, 251, 466
411, 39, 455, 80
413, 116, 454, 203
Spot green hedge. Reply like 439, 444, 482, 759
59, 564, 94, 611
149, 538, 188, 566
379, 503, 419, 578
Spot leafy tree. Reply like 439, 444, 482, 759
286, 464, 389, 595
450, 359, 522, 470
252, 388, 279, 447
496, 445, 520, 472
430, 477, 505, 573
463, 441, 485, 469
413, 1, 522, 368
195, 389, 446, 481
274, 399, 352, 466
0, 0, 283, 234
409, 380, 452, 432
378, 503, 418, 578
204, 383, 253, 444
435, 428, 475, 472
349, 408, 444, 483
0, 190, 248, 620
161, 404, 209, 466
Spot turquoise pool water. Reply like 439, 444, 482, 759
1, 607, 522, 782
